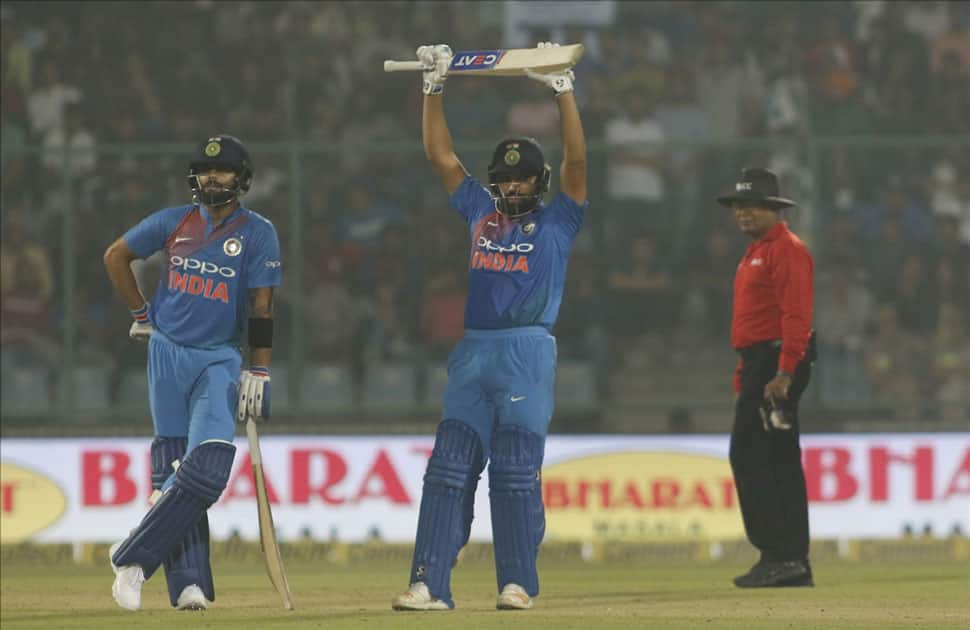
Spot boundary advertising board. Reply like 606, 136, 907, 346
2, 434, 967, 543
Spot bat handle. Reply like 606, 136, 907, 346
246, 418, 262, 466
383, 60, 429, 72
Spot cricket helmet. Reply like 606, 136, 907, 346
487, 137, 551, 218
187, 134, 254, 206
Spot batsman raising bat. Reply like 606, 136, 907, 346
392, 42, 587, 612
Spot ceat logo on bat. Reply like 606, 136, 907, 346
450, 50, 505, 70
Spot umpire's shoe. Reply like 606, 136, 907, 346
734, 559, 813, 588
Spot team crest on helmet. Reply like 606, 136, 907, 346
205, 141, 222, 157
522, 221, 536, 234
504, 149, 520, 166
223, 237, 242, 256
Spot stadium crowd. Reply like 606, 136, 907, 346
2, 1, 969, 421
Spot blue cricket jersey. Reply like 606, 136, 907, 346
123, 204, 282, 348
449, 176, 586, 330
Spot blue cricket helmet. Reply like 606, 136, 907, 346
187, 134, 254, 206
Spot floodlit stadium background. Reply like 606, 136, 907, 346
1, 1, 968, 549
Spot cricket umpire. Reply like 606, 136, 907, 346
717, 167, 816, 588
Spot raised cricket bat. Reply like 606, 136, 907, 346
384, 43, 584, 76
246, 418, 295, 610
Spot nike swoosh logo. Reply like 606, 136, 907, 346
174, 237, 192, 243
487, 221, 499, 227
510, 395, 526, 402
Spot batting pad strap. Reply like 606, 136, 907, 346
151, 436, 188, 490
248, 317, 273, 348
489, 424, 546, 597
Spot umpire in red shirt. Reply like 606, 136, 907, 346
717, 168, 816, 588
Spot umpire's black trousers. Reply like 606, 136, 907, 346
730, 337, 813, 562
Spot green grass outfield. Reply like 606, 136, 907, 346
2, 557, 968, 629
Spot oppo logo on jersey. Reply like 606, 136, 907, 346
476, 236, 534, 253
472, 237, 532, 274
168, 255, 233, 303
169, 255, 237, 278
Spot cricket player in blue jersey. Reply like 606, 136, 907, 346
102, 134, 281, 611
392, 42, 587, 612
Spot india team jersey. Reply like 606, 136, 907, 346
124, 204, 281, 348
450, 176, 586, 330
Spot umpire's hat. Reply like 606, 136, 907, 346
716, 167, 795, 209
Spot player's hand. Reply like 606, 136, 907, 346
129, 321, 154, 341
417, 44, 452, 95
128, 303, 153, 342
237, 366, 271, 423
524, 42, 574, 95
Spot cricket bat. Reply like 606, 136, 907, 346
246, 418, 295, 610
384, 43, 584, 76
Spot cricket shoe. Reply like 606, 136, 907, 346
496, 583, 533, 610
734, 559, 814, 588
391, 582, 452, 611
109, 541, 145, 611
177, 584, 209, 610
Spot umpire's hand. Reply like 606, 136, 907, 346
764, 372, 791, 402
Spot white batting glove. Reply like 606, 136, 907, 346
525, 42, 574, 95
417, 44, 452, 95
237, 366, 271, 423
128, 303, 153, 342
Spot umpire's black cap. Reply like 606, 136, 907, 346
716, 167, 795, 209
488, 137, 547, 180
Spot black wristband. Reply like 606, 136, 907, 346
248, 318, 273, 348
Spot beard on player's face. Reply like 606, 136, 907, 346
199, 169, 238, 189
489, 171, 541, 215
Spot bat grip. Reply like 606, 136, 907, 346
383, 60, 429, 72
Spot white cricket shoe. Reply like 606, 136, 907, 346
496, 583, 533, 610
391, 582, 451, 611
176, 584, 209, 610
109, 542, 145, 611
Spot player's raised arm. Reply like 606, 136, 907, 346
525, 43, 586, 205
419, 44, 468, 195
555, 90, 586, 204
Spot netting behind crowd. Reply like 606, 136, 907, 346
2, 1, 969, 430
